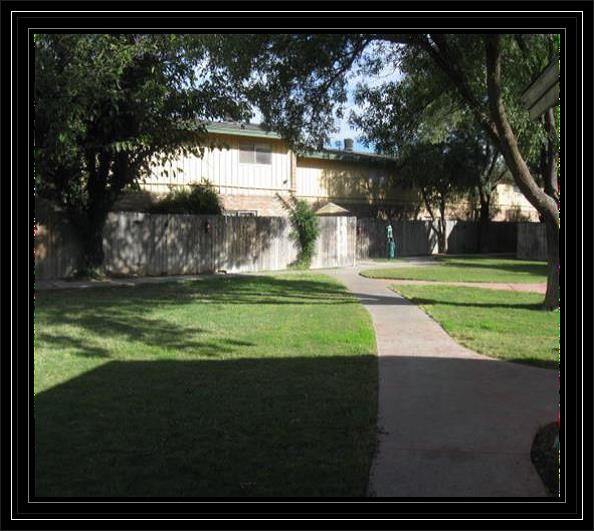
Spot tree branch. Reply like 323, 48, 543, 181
414, 34, 500, 143
485, 35, 559, 227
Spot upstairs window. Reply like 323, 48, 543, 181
239, 142, 272, 165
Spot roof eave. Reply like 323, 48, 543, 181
205, 124, 283, 140
298, 150, 397, 165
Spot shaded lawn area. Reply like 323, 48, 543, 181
34, 273, 377, 497
392, 285, 559, 369
361, 256, 547, 283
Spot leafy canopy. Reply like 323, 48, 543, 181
34, 34, 252, 216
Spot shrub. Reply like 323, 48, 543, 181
279, 194, 320, 268
149, 181, 223, 215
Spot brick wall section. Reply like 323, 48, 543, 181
114, 190, 292, 217
221, 194, 289, 217
113, 190, 158, 211
222, 194, 380, 218
115, 190, 293, 217
114, 188, 539, 222
114, 189, 401, 218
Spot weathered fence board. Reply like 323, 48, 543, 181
357, 218, 521, 259
445, 221, 517, 254
517, 222, 547, 260
356, 219, 436, 258
35, 213, 355, 280
35, 213, 547, 281
34, 213, 81, 280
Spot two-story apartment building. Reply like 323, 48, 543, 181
116, 121, 538, 221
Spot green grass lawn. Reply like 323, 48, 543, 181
34, 273, 377, 497
361, 256, 548, 283
392, 284, 559, 368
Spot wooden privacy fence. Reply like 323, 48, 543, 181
35, 213, 357, 280
34, 213, 546, 280
356, 219, 436, 259
516, 222, 547, 260
356, 218, 520, 259
445, 221, 518, 254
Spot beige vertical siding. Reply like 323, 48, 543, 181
295, 157, 400, 202
143, 133, 292, 197
492, 183, 540, 221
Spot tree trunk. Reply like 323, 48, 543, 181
438, 202, 447, 254
542, 108, 560, 310
543, 219, 560, 310
485, 36, 559, 310
80, 220, 106, 272
431, 220, 445, 254
542, 108, 560, 205
74, 150, 112, 275
421, 187, 446, 254
478, 191, 491, 253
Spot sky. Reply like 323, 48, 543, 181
250, 63, 403, 154
326, 64, 402, 152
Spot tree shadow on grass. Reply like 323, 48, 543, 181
35, 275, 358, 358
37, 274, 356, 308
36, 310, 252, 359
404, 296, 545, 311
34, 355, 557, 498
34, 356, 378, 498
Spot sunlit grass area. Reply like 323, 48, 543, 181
392, 284, 559, 369
361, 256, 547, 284
34, 273, 377, 497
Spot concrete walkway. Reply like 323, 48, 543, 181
325, 265, 557, 497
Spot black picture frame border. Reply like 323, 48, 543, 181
3, 2, 590, 528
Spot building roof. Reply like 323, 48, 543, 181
299, 148, 397, 165
315, 202, 353, 216
205, 121, 283, 140
204, 121, 398, 164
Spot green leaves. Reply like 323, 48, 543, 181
34, 34, 253, 269
34, 33, 250, 204
278, 194, 320, 268
148, 181, 223, 215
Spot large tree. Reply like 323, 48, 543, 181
351, 67, 511, 250
397, 139, 478, 253
237, 33, 559, 309
394, 34, 559, 308
34, 34, 251, 274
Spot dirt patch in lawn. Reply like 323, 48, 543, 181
531, 422, 559, 497
386, 279, 547, 293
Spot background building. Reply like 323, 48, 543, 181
115, 122, 539, 221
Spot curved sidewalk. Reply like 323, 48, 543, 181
326, 266, 557, 498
